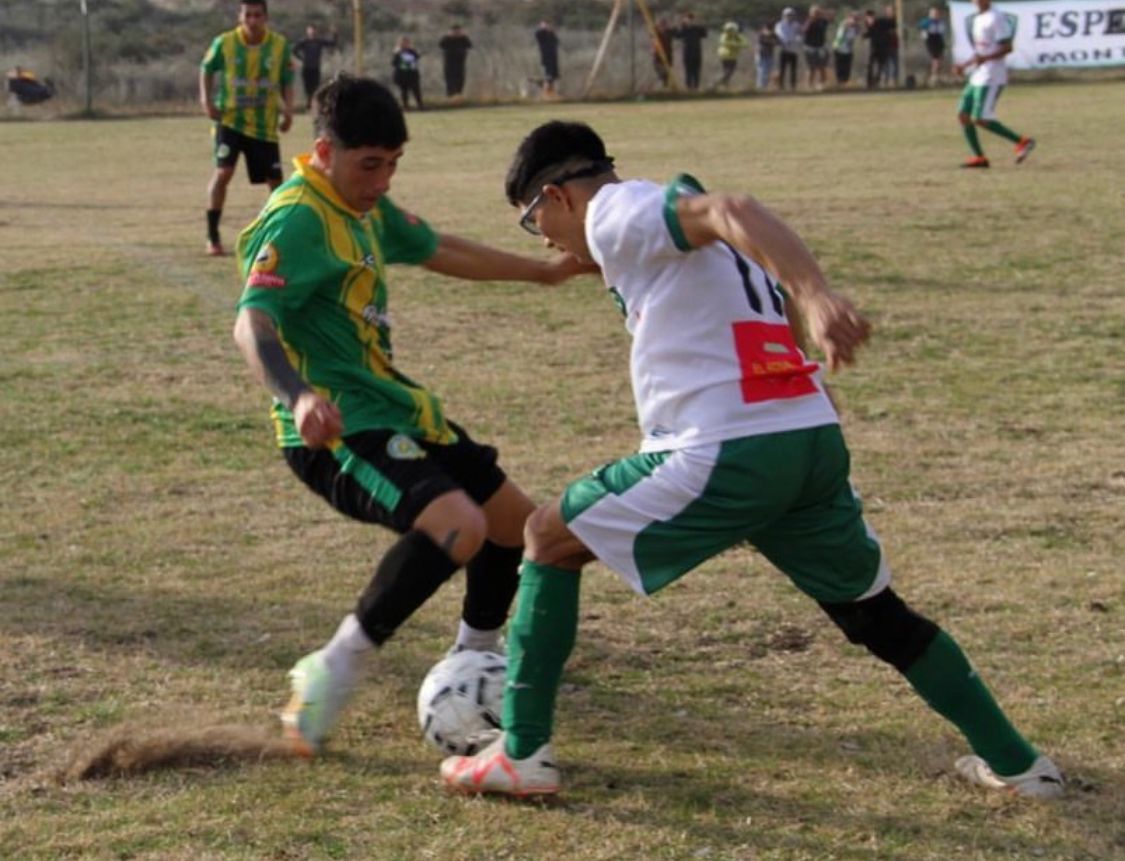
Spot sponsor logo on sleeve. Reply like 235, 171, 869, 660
247, 242, 287, 288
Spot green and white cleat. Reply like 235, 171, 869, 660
955, 753, 1064, 798
281, 650, 355, 757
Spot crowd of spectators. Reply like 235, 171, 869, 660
647, 5, 947, 94
279, 6, 950, 111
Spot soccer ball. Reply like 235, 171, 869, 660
417, 649, 506, 755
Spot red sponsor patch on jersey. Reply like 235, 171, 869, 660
731, 321, 819, 404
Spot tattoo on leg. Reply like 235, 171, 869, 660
439, 529, 460, 557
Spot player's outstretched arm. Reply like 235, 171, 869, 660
677, 192, 871, 371
233, 307, 341, 447
424, 233, 599, 285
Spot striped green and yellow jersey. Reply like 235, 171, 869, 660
236, 155, 451, 448
201, 27, 294, 142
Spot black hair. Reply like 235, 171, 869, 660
312, 74, 408, 150
504, 121, 611, 205
241, 0, 267, 10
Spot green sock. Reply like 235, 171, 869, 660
962, 124, 984, 156
905, 630, 1038, 776
982, 119, 1022, 143
502, 561, 581, 760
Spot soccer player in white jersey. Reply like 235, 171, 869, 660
954, 0, 1036, 168
440, 121, 1063, 800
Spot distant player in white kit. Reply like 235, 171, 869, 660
440, 120, 1063, 799
954, 0, 1036, 168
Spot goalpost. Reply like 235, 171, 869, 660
583, 0, 679, 98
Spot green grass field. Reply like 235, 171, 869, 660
1, 81, 1123, 861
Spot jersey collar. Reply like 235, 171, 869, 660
237, 26, 270, 47
293, 154, 368, 219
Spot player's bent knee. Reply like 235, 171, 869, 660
818, 588, 939, 673
415, 493, 488, 565
523, 502, 588, 568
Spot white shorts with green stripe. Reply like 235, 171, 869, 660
560, 425, 892, 603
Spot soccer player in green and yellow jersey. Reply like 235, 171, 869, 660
232, 75, 596, 757
200, 0, 295, 257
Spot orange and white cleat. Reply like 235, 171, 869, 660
1014, 137, 1037, 164
206, 240, 226, 257
955, 754, 1064, 799
440, 732, 560, 797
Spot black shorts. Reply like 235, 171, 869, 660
926, 34, 945, 60
282, 422, 507, 535
213, 124, 282, 185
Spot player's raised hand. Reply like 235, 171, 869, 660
294, 391, 343, 448
801, 289, 872, 371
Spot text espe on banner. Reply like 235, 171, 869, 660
950, 0, 1125, 69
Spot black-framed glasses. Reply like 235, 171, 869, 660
517, 161, 614, 236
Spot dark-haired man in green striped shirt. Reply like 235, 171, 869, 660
200, 0, 294, 257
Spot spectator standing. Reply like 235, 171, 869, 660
675, 12, 709, 91
833, 12, 861, 86
391, 36, 423, 110
715, 22, 748, 89
863, 8, 893, 88
293, 23, 337, 110
756, 23, 780, 89
774, 7, 802, 90
652, 17, 676, 88
802, 6, 832, 90
535, 20, 561, 97
439, 23, 473, 99
883, 6, 900, 85
199, 0, 294, 257
919, 5, 948, 85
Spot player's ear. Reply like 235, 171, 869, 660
312, 135, 333, 166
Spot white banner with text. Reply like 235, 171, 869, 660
950, 0, 1125, 68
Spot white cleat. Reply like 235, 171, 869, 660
955, 754, 1064, 798
441, 732, 560, 797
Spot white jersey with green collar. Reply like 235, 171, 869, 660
583, 175, 838, 453
969, 9, 1013, 86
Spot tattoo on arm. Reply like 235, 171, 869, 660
242, 311, 308, 410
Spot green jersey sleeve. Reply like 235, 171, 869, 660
375, 197, 439, 265
236, 205, 333, 321
201, 34, 224, 72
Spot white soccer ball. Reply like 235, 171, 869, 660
417, 649, 506, 755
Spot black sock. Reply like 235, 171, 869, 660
206, 209, 222, 243
355, 531, 459, 645
462, 541, 522, 631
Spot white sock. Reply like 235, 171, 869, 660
454, 620, 502, 652
321, 614, 374, 677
